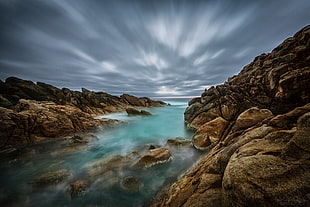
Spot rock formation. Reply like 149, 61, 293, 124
151, 25, 310, 206
126, 108, 152, 115
0, 77, 166, 148
135, 147, 172, 168
0, 77, 166, 114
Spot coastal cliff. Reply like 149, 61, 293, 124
151, 26, 310, 206
0, 78, 166, 147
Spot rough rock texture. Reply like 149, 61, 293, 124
193, 116, 229, 150
0, 78, 165, 148
151, 25, 310, 206
126, 107, 152, 115
0, 99, 119, 147
0, 77, 166, 114
184, 25, 310, 130
135, 147, 172, 168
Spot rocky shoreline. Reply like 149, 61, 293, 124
150, 25, 310, 206
0, 78, 166, 148
0, 25, 309, 206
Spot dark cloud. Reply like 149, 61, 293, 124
0, 0, 309, 97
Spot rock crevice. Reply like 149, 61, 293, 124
151, 25, 310, 207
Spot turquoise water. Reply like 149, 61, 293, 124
0, 98, 201, 207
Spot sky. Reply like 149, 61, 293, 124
0, 0, 309, 97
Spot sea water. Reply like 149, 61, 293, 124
0, 98, 202, 207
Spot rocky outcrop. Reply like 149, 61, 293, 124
135, 147, 172, 168
126, 108, 152, 115
0, 77, 166, 114
151, 25, 310, 206
185, 25, 310, 131
0, 99, 119, 147
0, 78, 166, 148
121, 94, 166, 107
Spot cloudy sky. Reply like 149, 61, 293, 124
0, 0, 309, 97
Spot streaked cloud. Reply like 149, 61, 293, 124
0, 0, 309, 97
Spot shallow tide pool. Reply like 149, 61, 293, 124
0, 98, 202, 207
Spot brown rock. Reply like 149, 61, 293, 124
121, 176, 143, 193
135, 147, 172, 168
193, 117, 229, 150
0, 99, 113, 147
126, 108, 152, 115
282, 112, 310, 159
67, 179, 90, 198
151, 25, 310, 207
166, 137, 192, 147
231, 107, 273, 132
0, 77, 166, 147
85, 154, 130, 179
32, 169, 71, 186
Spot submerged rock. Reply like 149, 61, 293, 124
68, 134, 99, 144
166, 137, 192, 147
120, 176, 143, 193
135, 147, 172, 168
85, 154, 130, 179
32, 169, 71, 186
67, 179, 90, 198
126, 108, 152, 115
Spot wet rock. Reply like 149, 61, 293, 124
32, 169, 71, 186
120, 176, 143, 193
85, 155, 130, 179
126, 108, 152, 115
96, 171, 119, 189
67, 179, 90, 198
68, 134, 99, 144
166, 137, 192, 147
135, 147, 172, 168
149, 145, 156, 150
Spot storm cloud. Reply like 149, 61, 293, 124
0, 0, 309, 97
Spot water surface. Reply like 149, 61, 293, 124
0, 98, 201, 207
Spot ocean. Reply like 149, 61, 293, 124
0, 98, 202, 207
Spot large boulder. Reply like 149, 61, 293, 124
135, 147, 172, 168
231, 107, 274, 132
193, 117, 229, 150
